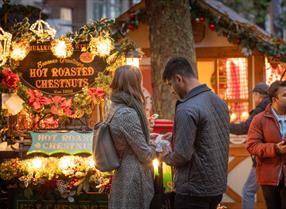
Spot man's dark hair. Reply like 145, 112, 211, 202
268, 80, 286, 102
163, 57, 195, 81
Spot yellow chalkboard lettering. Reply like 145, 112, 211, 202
29, 68, 48, 78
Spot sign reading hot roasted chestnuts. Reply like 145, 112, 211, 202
16, 43, 107, 95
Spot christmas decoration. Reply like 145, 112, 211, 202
208, 23, 216, 31
1, 68, 20, 91
89, 33, 113, 57
0, 156, 111, 201
10, 39, 30, 61
0, 27, 12, 66
51, 36, 73, 58
199, 16, 205, 23
0, 18, 138, 128
115, 2, 286, 61
29, 19, 56, 40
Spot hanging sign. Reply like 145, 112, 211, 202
27, 131, 93, 155
16, 43, 107, 95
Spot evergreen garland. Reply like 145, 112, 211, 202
116, 1, 286, 61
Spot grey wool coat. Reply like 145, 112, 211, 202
108, 104, 156, 209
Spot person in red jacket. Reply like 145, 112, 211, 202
247, 80, 286, 209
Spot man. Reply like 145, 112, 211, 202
230, 83, 270, 209
247, 80, 286, 209
161, 57, 230, 209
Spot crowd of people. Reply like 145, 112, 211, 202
104, 57, 286, 209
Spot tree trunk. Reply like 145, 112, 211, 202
145, 0, 196, 119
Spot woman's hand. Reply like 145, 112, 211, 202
150, 133, 159, 145
162, 132, 172, 142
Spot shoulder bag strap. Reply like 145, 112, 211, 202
106, 106, 121, 124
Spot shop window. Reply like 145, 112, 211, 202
60, 8, 72, 22
92, 0, 123, 20
132, 0, 141, 3
197, 57, 249, 123
265, 57, 286, 85
197, 58, 249, 123
218, 58, 249, 123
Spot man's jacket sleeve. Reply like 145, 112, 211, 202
247, 115, 277, 158
163, 108, 197, 167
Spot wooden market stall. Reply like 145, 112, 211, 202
0, 17, 139, 208
115, 0, 286, 208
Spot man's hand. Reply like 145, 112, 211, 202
276, 140, 286, 154
157, 144, 169, 160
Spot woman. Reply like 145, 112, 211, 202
108, 65, 156, 209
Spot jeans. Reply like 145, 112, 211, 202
261, 178, 286, 209
174, 193, 222, 209
242, 166, 258, 209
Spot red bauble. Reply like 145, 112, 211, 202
236, 38, 241, 45
128, 24, 135, 30
199, 16, 205, 23
129, 13, 136, 20
209, 23, 216, 31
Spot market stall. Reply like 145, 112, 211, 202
0, 17, 141, 209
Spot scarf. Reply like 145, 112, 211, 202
111, 91, 149, 143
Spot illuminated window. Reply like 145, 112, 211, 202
92, 0, 123, 20
60, 8, 72, 22
197, 57, 249, 123
218, 58, 249, 123
265, 58, 286, 85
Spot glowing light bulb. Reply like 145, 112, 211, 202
230, 113, 237, 122
96, 41, 111, 56
31, 158, 43, 170
153, 158, 159, 176
126, 57, 140, 68
58, 156, 73, 171
11, 46, 29, 61
89, 35, 113, 57
87, 157, 95, 168
241, 111, 249, 121
51, 37, 73, 58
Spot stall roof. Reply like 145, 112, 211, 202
198, 0, 273, 43
116, 0, 286, 58
118, 0, 271, 41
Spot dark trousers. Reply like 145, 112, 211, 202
174, 193, 222, 209
261, 178, 286, 209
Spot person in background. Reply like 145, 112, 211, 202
247, 80, 286, 209
161, 57, 230, 209
230, 82, 270, 209
108, 65, 156, 209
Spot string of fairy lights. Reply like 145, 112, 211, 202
0, 19, 116, 65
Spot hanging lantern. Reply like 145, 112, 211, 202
11, 39, 30, 61
89, 34, 113, 57
2, 93, 24, 115
126, 49, 141, 68
0, 27, 12, 66
30, 19, 56, 40
51, 36, 73, 58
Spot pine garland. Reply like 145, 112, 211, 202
115, 1, 286, 61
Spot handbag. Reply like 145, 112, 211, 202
93, 107, 120, 172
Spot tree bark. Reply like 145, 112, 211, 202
145, 0, 196, 119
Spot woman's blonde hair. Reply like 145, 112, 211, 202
110, 65, 145, 104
